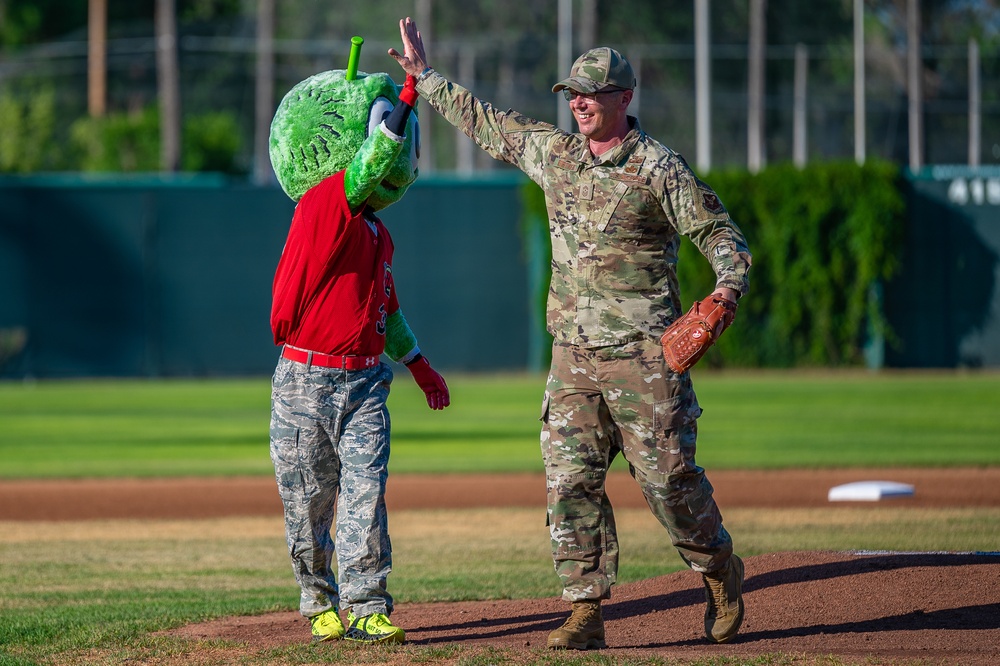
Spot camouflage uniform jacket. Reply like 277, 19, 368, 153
417, 70, 752, 347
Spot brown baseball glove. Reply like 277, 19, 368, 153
660, 295, 738, 374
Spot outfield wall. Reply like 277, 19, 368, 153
0, 174, 532, 378
884, 166, 1000, 368
1, 169, 997, 377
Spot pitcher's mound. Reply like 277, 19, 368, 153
168, 549, 1000, 665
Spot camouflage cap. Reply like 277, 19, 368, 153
551, 47, 636, 94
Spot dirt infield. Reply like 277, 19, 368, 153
4, 467, 1000, 520
4, 468, 999, 664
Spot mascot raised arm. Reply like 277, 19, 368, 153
266, 36, 448, 646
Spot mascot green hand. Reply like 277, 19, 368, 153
268, 37, 449, 411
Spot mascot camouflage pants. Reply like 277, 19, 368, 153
540, 338, 733, 602
269, 357, 395, 618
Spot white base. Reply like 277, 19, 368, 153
828, 480, 915, 502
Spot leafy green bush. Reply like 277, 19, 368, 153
0, 85, 59, 172
68, 106, 243, 173
520, 160, 906, 368
182, 111, 243, 173
694, 160, 906, 367
69, 106, 161, 172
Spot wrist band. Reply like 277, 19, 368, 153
398, 75, 418, 107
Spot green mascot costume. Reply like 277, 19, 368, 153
267, 36, 449, 645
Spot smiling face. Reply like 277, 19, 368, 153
565, 88, 631, 143
269, 70, 419, 207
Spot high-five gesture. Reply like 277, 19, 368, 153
388, 17, 429, 78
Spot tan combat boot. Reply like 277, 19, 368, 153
546, 600, 606, 650
702, 553, 745, 643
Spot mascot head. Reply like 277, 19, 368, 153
268, 38, 419, 208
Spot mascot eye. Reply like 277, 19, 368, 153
368, 97, 394, 137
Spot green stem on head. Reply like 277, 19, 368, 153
346, 36, 364, 81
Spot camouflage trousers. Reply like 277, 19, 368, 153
269, 356, 395, 618
540, 338, 733, 602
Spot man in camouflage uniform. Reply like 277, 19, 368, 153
390, 17, 752, 648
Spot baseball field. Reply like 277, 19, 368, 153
1, 370, 998, 665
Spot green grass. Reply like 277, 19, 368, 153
1, 370, 999, 478
0, 378, 273, 478
699, 370, 1000, 467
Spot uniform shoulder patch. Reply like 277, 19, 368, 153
701, 191, 725, 214
503, 112, 545, 132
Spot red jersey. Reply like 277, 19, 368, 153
270, 170, 398, 356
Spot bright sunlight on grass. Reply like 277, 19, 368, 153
1, 371, 998, 479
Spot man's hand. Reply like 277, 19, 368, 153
659, 292, 738, 374
406, 355, 450, 410
388, 17, 429, 78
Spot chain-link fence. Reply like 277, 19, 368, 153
0, 3, 997, 176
